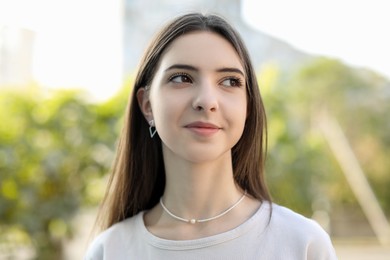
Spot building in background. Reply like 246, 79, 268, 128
0, 27, 35, 86
123, 0, 310, 75
0, 0, 309, 97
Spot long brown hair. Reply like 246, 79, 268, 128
96, 13, 271, 231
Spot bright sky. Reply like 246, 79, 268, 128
0, 0, 123, 101
243, 0, 390, 80
1, 0, 389, 101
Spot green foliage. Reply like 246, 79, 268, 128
260, 63, 330, 216
293, 58, 390, 213
0, 85, 129, 259
262, 58, 390, 218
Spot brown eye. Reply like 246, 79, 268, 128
221, 77, 242, 87
170, 73, 192, 83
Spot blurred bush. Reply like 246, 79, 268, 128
262, 58, 390, 220
0, 84, 129, 259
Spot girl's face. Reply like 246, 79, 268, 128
138, 31, 247, 164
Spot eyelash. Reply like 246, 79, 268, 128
168, 72, 193, 83
220, 77, 244, 88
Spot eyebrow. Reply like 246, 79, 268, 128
165, 64, 198, 72
164, 64, 245, 77
216, 67, 245, 77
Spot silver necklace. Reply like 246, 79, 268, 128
159, 190, 247, 224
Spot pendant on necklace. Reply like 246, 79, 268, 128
190, 219, 196, 224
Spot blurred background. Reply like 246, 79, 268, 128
1, 0, 389, 259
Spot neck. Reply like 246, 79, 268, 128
144, 146, 261, 240
161, 146, 243, 221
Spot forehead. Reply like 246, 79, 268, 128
158, 31, 244, 72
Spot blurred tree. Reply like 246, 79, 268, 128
263, 57, 390, 221
260, 63, 332, 216
291, 58, 390, 215
0, 84, 129, 259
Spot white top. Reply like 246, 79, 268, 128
85, 202, 337, 259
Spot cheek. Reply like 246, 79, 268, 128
150, 91, 184, 129
232, 93, 247, 116
234, 98, 248, 135
237, 109, 247, 135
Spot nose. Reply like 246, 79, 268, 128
192, 80, 219, 112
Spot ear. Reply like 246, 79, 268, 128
137, 87, 153, 122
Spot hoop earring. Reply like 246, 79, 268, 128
149, 120, 157, 138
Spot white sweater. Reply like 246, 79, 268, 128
85, 202, 337, 259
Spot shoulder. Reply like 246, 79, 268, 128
84, 212, 143, 260
270, 203, 330, 240
271, 204, 326, 235
268, 203, 337, 259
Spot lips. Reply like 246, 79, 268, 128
185, 121, 220, 129
184, 121, 221, 136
